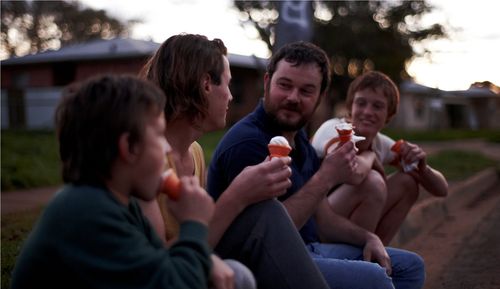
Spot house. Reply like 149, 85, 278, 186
1, 38, 267, 129
389, 81, 500, 130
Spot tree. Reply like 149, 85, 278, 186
1, 0, 139, 59
234, 0, 447, 104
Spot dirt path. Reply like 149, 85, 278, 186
401, 179, 500, 289
417, 139, 500, 162
1, 186, 60, 215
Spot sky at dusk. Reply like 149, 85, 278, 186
82, 0, 500, 91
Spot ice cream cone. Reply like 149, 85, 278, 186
391, 139, 405, 153
268, 144, 292, 159
161, 168, 181, 200
390, 139, 418, 172
335, 122, 353, 143
336, 128, 352, 143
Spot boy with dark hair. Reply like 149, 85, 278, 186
11, 74, 215, 289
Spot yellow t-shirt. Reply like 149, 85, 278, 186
158, 141, 206, 240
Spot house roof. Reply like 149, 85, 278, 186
400, 80, 499, 99
400, 80, 439, 94
445, 86, 499, 98
1, 37, 267, 69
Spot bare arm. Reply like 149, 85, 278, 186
138, 199, 167, 244
410, 164, 448, 197
283, 141, 357, 229
208, 157, 292, 247
315, 198, 392, 275
402, 141, 448, 197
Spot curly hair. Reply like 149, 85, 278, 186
266, 41, 331, 95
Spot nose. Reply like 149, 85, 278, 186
361, 104, 375, 116
163, 139, 172, 154
286, 88, 299, 103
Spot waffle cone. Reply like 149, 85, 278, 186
268, 144, 292, 158
161, 168, 181, 200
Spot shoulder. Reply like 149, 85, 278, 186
371, 132, 397, 164
216, 116, 269, 155
190, 142, 205, 163
46, 185, 132, 226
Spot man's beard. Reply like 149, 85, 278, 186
264, 97, 309, 131
267, 110, 308, 132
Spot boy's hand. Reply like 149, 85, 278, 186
167, 176, 214, 226
363, 233, 392, 276
209, 255, 234, 289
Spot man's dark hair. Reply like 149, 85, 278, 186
267, 41, 331, 95
140, 33, 227, 123
55, 74, 166, 185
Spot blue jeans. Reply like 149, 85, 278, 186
307, 242, 425, 289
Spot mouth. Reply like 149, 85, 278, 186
358, 118, 375, 126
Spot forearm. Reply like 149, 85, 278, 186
208, 189, 245, 247
315, 199, 372, 246
283, 173, 335, 229
138, 199, 167, 244
417, 165, 448, 197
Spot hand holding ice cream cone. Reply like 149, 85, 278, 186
391, 139, 418, 172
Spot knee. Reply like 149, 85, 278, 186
224, 259, 257, 289
248, 199, 289, 223
359, 170, 387, 205
390, 249, 425, 288
404, 251, 426, 285
398, 172, 419, 205
359, 262, 395, 289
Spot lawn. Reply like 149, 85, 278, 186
1, 130, 61, 192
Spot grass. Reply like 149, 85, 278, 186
1, 130, 61, 192
198, 129, 226, 164
427, 150, 498, 180
1, 207, 44, 289
1, 128, 499, 288
381, 128, 500, 143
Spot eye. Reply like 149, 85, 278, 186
278, 82, 292, 90
354, 99, 366, 107
300, 87, 316, 96
373, 102, 386, 111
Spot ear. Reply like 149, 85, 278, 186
263, 73, 270, 96
263, 73, 270, 87
118, 133, 139, 163
202, 73, 212, 95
